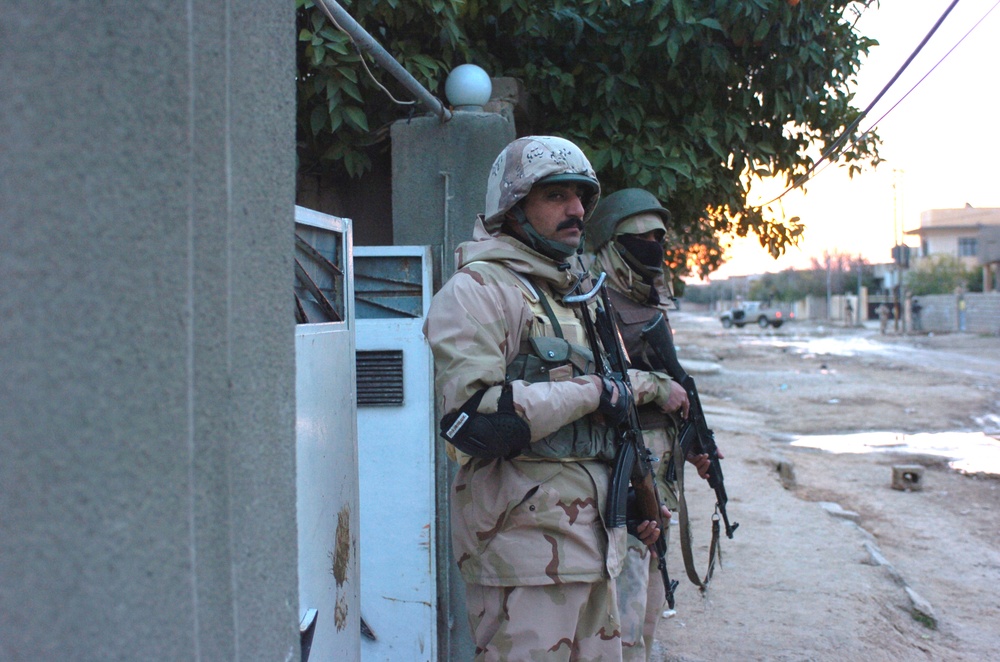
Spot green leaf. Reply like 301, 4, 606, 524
328, 105, 343, 133
337, 65, 358, 84
752, 20, 769, 43
309, 105, 327, 135
341, 79, 363, 102
343, 105, 369, 131
327, 40, 350, 56
667, 35, 680, 60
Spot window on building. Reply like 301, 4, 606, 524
921, 241, 929, 257
958, 237, 978, 257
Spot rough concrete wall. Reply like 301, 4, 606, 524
912, 294, 956, 332
965, 292, 1000, 335
804, 295, 828, 320
0, 2, 298, 660
391, 111, 515, 290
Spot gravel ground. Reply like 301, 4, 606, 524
651, 311, 1000, 662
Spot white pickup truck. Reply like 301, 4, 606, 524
720, 301, 795, 329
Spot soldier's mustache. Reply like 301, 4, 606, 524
556, 217, 584, 231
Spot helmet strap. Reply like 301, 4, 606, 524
508, 207, 580, 260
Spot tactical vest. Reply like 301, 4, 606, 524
505, 278, 618, 462
606, 286, 672, 431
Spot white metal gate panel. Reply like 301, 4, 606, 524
294, 206, 360, 661
355, 246, 437, 661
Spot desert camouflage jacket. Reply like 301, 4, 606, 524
590, 245, 679, 432
424, 217, 675, 586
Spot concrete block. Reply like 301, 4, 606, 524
905, 586, 938, 629
819, 501, 860, 522
776, 459, 796, 489
892, 464, 925, 491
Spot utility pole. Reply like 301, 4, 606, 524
856, 257, 863, 327
825, 252, 832, 321
892, 169, 903, 333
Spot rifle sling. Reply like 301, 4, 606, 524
676, 432, 722, 592
532, 282, 564, 339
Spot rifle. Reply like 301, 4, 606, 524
641, 312, 737, 537
640, 311, 737, 590
565, 273, 679, 609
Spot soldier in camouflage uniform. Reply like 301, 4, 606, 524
586, 189, 709, 661
423, 137, 685, 661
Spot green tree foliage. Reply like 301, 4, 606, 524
906, 255, 982, 295
296, 0, 882, 277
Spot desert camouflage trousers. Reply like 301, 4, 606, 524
465, 579, 623, 661
617, 527, 671, 661
617, 425, 677, 661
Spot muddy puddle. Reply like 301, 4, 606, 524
789, 430, 1000, 476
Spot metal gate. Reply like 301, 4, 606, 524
354, 246, 437, 661
294, 206, 360, 661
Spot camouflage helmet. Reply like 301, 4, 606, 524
586, 188, 672, 251
483, 136, 601, 234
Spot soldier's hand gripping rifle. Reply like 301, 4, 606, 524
640, 312, 738, 541
565, 273, 679, 609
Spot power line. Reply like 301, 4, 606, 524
759, 0, 965, 207
859, 0, 1000, 140
788, 0, 1000, 192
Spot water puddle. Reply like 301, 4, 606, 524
789, 431, 1000, 476
746, 335, 918, 360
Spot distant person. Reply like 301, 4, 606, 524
877, 303, 890, 335
912, 298, 923, 331
844, 300, 854, 327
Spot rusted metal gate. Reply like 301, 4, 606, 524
294, 206, 360, 661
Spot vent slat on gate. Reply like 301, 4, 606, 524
356, 350, 404, 406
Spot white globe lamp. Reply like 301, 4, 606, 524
445, 64, 492, 111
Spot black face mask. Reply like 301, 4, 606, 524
615, 234, 665, 277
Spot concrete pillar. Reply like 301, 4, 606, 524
391, 110, 515, 289
1, 3, 298, 659
390, 108, 514, 661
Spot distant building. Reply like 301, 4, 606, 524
905, 204, 1000, 291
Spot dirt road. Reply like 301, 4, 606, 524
652, 311, 1000, 662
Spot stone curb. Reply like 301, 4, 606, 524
830, 508, 939, 629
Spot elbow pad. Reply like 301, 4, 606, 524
440, 385, 531, 460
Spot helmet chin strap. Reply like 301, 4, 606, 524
509, 207, 580, 260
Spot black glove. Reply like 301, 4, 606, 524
598, 375, 632, 426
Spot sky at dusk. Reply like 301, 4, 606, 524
707, 0, 1000, 281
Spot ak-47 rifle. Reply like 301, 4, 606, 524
639, 311, 737, 592
640, 312, 737, 540
565, 273, 679, 608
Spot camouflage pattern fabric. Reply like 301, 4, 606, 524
592, 238, 673, 311
466, 580, 623, 662
590, 246, 683, 661
423, 216, 680, 652
617, 427, 675, 662
483, 135, 601, 232
426, 219, 676, 470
